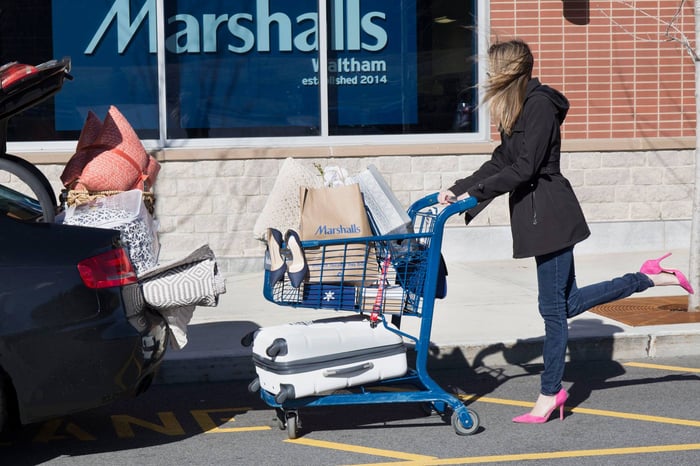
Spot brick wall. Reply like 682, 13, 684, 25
490, 0, 696, 140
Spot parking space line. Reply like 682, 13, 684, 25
460, 395, 700, 427
191, 408, 272, 433
350, 442, 700, 465
567, 406, 700, 427
359, 389, 700, 427
624, 362, 700, 373
281, 378, 700, 465
460, 394, 530, 408
286, 437, 438, 462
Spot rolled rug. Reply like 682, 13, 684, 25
139, 244, 226, 310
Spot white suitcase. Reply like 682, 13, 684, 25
251, 319, 407, 403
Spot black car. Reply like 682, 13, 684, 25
0, 58, 169, 432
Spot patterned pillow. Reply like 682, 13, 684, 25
61, 106, 161, 192
77, 106, 150, 192
60, 110, 102, 189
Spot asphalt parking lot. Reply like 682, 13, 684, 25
2, 356, 699, 465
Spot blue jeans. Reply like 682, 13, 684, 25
535, 246, 653, 395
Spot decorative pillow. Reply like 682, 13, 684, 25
252, 157, 323, 240
60, 110, 102, 188
61, 106, 160, 192
76, 106, 150, 192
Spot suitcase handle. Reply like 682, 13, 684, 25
323, 362, 374, 377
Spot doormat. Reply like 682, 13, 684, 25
589, 295, 700, 327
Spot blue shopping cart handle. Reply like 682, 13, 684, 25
440, 196, 478, 221
408, 192, 478, 219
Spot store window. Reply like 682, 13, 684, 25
164, 0, 323, 138
1, 0, 480, 145
330, 1, 479, 135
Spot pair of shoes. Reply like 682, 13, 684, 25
265, 228, 308, 288
640, 252, 694, 294
512, 389, 568, 424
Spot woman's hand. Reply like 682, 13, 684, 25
438, 190, 458, 205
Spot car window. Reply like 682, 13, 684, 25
0, 184, 42, 220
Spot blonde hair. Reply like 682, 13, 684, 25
483, 40, 534, 135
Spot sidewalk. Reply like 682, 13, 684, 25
155, 249, 700, 384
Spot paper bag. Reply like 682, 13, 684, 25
300, 184, 372, 239
300, 184, 376, 284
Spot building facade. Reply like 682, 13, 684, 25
2, 1, 696, 277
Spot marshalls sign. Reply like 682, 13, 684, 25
52, 0, 417, 132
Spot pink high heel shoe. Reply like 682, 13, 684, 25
639, 252, 694, 294
512, 389, 568, 424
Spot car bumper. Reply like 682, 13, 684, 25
12, 284, 170, 424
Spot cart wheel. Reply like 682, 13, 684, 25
286, 412, 300, 439
451, 409, 479, 436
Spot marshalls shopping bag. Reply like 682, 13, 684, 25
300, 184, 377, 285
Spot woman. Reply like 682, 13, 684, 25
439, 39, 693, 424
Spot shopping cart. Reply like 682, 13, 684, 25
256, 193, 479, 438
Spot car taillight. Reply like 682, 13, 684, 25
77, 248, 138, 289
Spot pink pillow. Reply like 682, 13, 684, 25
60, 110, 102, 188
76, 106, 150, 192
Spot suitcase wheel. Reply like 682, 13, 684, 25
240, 331, 256, 347
266, 338, 288, 357
247, 377, 260, 393
274, 384, 295, 404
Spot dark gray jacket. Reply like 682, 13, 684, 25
448, 78, 590, 258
